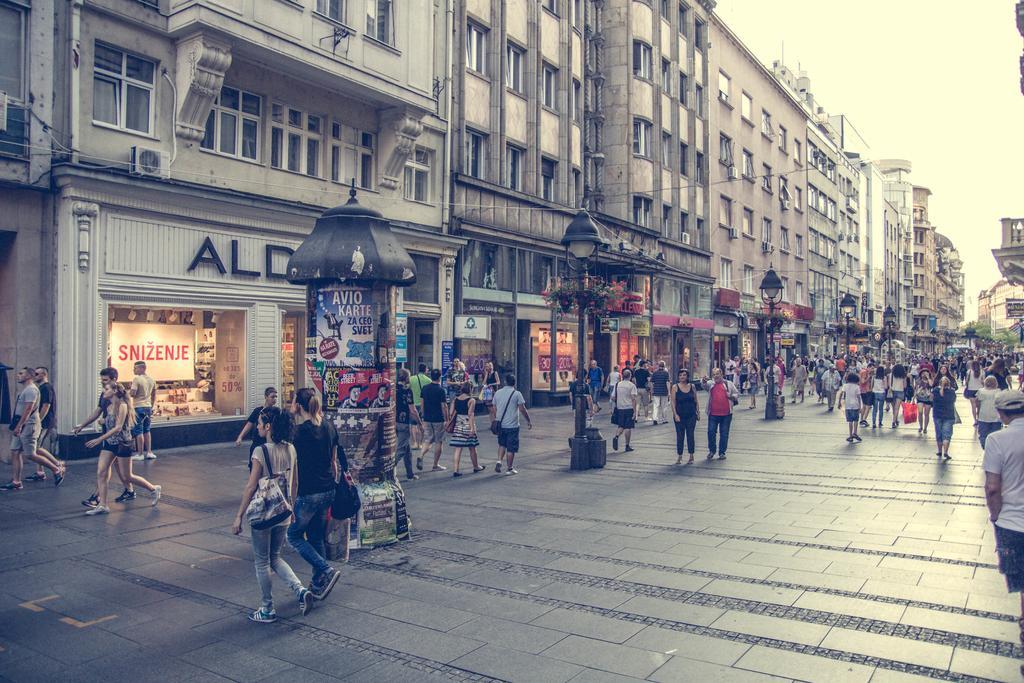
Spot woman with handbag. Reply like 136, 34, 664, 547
84, 383, 160, 515
232, 407, 312, 623
915, 369, 933, 434
480, 361, 500, 421
448, 381, 483, 477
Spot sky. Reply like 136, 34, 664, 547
716, 0, 1024, 322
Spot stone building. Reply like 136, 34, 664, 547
910, 186, 964, 353
977, 279, 1024, 334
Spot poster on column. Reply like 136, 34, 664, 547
309, 284, 377, 368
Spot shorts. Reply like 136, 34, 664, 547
845, 409, 860, 423
9, 420, 40, 454
131, 406, 152, 437
422, 421, 446, 448
994, 524, 1024, 593
38, 426, 58, 455
613, 408, 636, 429
933, 417, 954, 442
964, 390, 978, 399
860, 392, 873, 404
103, 439, 133, 456
497, 427, 520, 453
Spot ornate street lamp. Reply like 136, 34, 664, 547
760, 267, 784, 420
883, 305, 897, 363
839, 292, 857, 358
562, 209, 608, 471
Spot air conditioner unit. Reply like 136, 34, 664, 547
761, 241, 772, 253
728, 227, 738, 239
727, 165, 738, 179
780, 199, 790, 210
718, 91, 730, 104
837, 233, 846, 241
130, 145, 170, 179
680, 232, 691, 245
0, 92, 7, 133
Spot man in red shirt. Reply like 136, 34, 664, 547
706, 368, 739, 460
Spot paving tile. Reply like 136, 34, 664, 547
530, 608, 646, 644
899, 606, 1018, 642
370, 597, 479, 631
700, 578, 804, 606
543, 556, 632, 580
623, 625, 751, 665
180, 641, 294, 680
616, 595, 726, 626
362, 621, 486, 663
768, 568, 867, 592
450, 615, 568, 654
541, 635, 670, 678
710, 610, 831, 647
615, 567, 714, 592
649, 655, 790, 682
792, 592, 906, 623
859, 579, 968, 609
733, 645, 875, 683
948, 647, 1024, 681
819, 627, 953, 670
449, 643, 583, 682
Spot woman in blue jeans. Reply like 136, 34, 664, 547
870, 366, 888, 429
288, 388, 344, 602
931, 376, 957, 460
232, 407, 312, 623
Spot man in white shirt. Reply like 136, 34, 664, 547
130, 361, 158, 460
983, 391, 1024, 636
611, 369, 638, 453
491, 375, 531, 475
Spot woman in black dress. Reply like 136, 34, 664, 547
448, 381, 483, 477
669, 369, 701, 465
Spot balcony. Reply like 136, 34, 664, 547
994, 217, 1024, 285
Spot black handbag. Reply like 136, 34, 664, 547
332, 473, 361, 520
490, 391, 514, 435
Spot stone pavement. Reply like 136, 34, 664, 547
0, 394, 1020, 682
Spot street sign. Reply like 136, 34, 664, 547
454, 314, 490, 339
629, 318, 651, 337
1007, 299, 1024, 319
441, 340, 454, 376
599, 318, 620, 333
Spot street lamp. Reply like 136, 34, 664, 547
839, 292, 857, 359
562, 209, 608, 471
883, 305, 897, 363
760, 267, 784, 420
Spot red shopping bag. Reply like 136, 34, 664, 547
902, 402, 918, 424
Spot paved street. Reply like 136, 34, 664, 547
0, 395, 1019, 683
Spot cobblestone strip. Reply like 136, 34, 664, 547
416, 529, 1012, 622
525, 461, 986, 507
75, 558, 508, 683
417, 498, 997, 569
353, 556, 1002, 683
388, 542, 1020, 658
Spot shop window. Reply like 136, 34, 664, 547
518, 251, 555, 295
107, 306, 247, 422
532, 323, 576, 392
463, 240, 514, 291
407, 254, 439, 302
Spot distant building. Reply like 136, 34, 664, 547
977, 279, 1024, 333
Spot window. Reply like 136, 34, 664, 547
761, 109, 774, 138
678, 72, 688, 105
542, 0, 558, 14
695, 151, 705, 185
93, 42, 156, 134
661, 59, 672, 93
779, 176, 791, 203
741, 92, 752, 121
717, 70, 731, 103
316, 0, 344, 21
572, 79, 582, 122
694, 83, 705, 118
795, 282, 804, 305
761, 163, 772, 193
794, 186, 803, 210
780, 227, 790, 251
270, 103, 323, 177
506, 144, 523, 191
633, 196, 652, 227
679, 142, 688, 175
694, 18, 705, 51
201, 86, 261, 161
762, 217, 772, 243
355, 130, 375, 189
660, 0, 669, 15
662, 204, 672, 232
541, 158, 556, 201
680, 211, 689, 240
718, 134, 733, 166
719, 258, 732, 289
0, 3, 25, 100
794, 138, 802, 164
796, 234, 803, 256
403, 147, 431, 202
742, 149, 754, 178
506, 43, 525, 93
365, 0, 394, 45
678, 4, 688, 35
661, 132, 672, 166
632, 41, 652, 79
466, 23, 487, 73
572, 0, 581, 27
719, 196, 733, 228
743, 266, 755, 294
465, 129, 486, 179
570, 168, 581, 206
778, 125, 787, 152
542, 64, 558, 109
781, 277, 789, 301
742, 208, 753, 235
632, 118, 652, 157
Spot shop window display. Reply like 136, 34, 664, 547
533, 323, 577, 392
107, 306, 246, 421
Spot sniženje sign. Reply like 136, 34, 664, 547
599, 318, 620, 334
1007, 299, 1024, 319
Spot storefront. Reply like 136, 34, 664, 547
54, 176, 457, 456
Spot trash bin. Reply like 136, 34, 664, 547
586, 427, 606, 468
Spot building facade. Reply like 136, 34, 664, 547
909, 186, 964, 353
977, 279, 1024, 334
25, 0, 457, 453
876, 159, 916, 333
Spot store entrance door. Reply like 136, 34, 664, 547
407, 319, 435, 372
281, 311, 305, 405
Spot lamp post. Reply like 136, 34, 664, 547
883, 305, 897, 364
839, 292, 857, 359
760, 267, 783, 420
562, 209, 608, 471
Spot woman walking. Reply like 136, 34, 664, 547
84, 384, 161, 515
988, 358, 1010, 391
931, 376, 957, 460
791, 359, 808, 404
870, 366, 888, 429
448, 381, 483, 477
670, 369, 700, 465
934, 363, 959, 391
747, 360, 760, 409
915, 369, 933, 434
232, 407, 313, 622
965, 360, 985, 425
889, 364, 907, 428
977, 376, 1003, 448
480, 361, 501, 420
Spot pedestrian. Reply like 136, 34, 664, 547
747, 360, 760, 409
448, 381, 483, 477
231, 406, 313, 622
934, 363, 959, 391
915, 369, 933, 434
445, 358, 469, 401
870, 366, 887, 429
2, 368, 63, 490
610, 368, 638, 453
857, 364, 873, 427
633, 361, 651, 422
126, 361, 158, 461
977, 376, 1003, 448
838, 372, 863, 443
650, 360, 671, 425
791, 359, 808, 404
706, 368, 738, 461
669, 369, 699, 465
236, 387, 279, 458
83, 382, 161, 514
988, 358, 1010, 391
931, 376, 957, 460
822, 364, 841, 411
26, 366, 63, 484
587, 360, 605, 404
421, 369, 450, 472
394, 369, 421, 481
814, 359, 826, 404
981, 391, 1024, 651
73, 367, 134, 507
480, 361, 501, 420
606, 365, 621, 410
408, 363, 431, 452
889, 364, 907, 428
287, 388, 342, 600
492, 374, 531, 474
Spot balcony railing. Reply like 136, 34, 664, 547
0, 104, 28, 158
